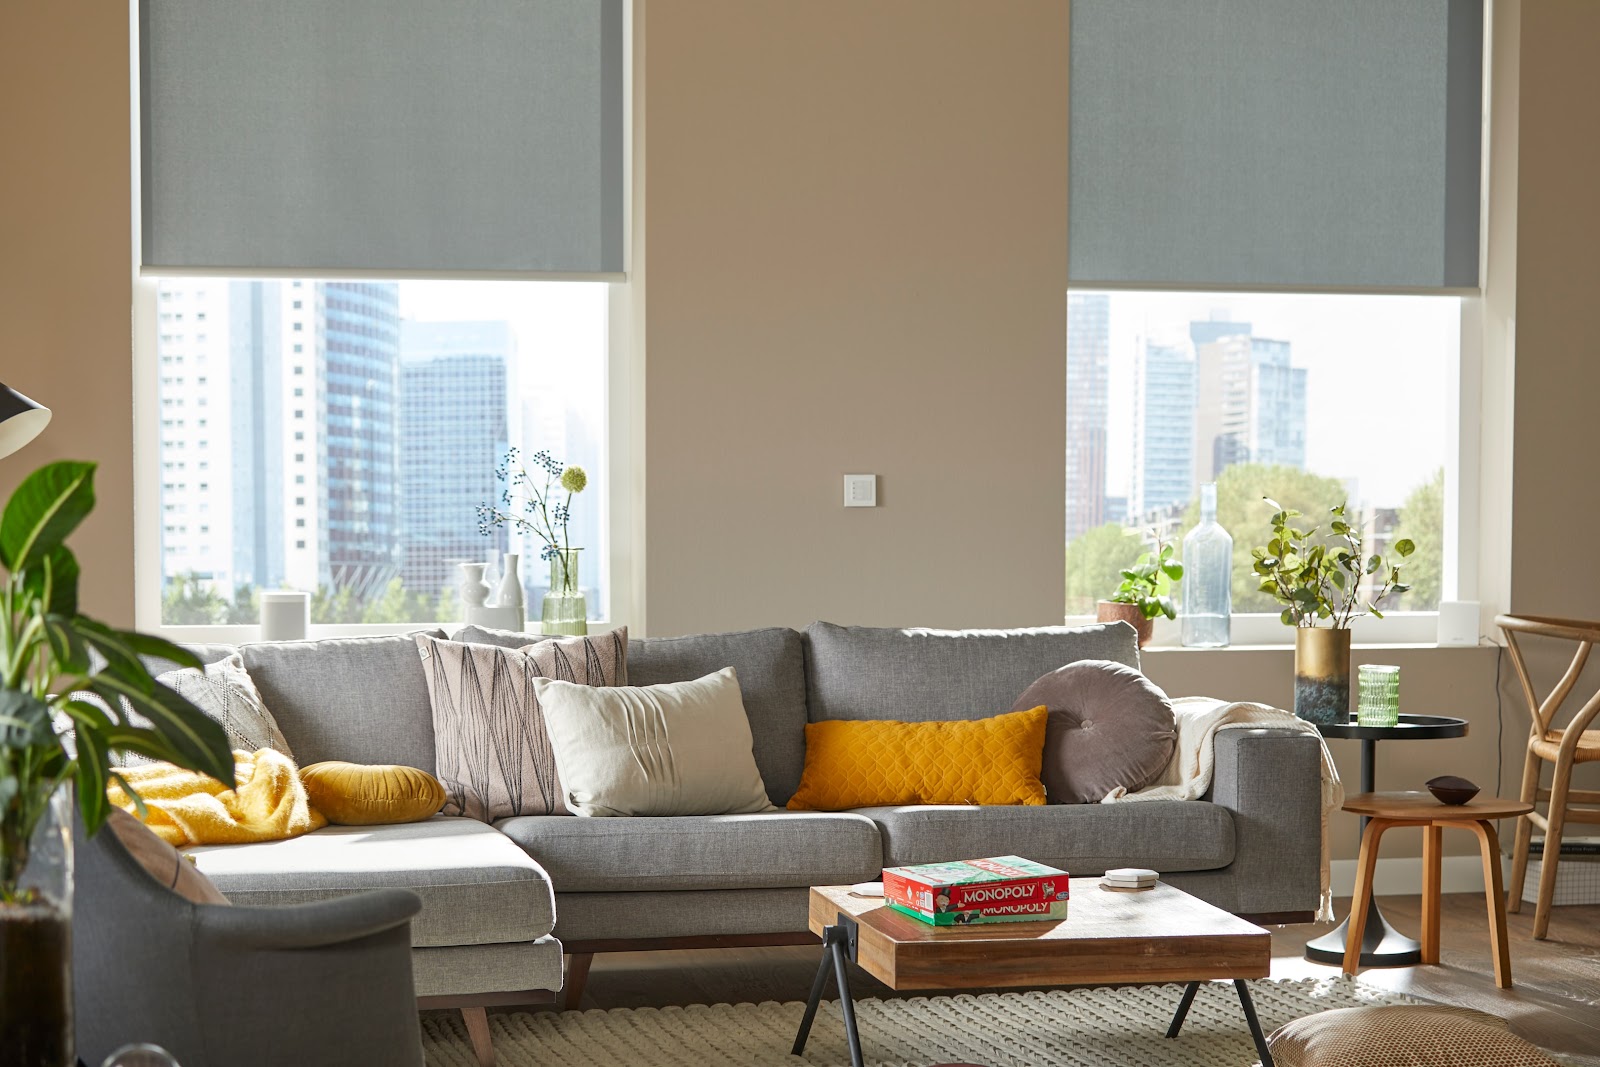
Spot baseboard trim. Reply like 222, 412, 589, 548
1330, 854, 1503, 897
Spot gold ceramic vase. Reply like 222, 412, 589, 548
1294, 626, 1352, 725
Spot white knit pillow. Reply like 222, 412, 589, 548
131, 653, 292, 762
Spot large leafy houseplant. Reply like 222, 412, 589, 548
1, 461, 235, 1065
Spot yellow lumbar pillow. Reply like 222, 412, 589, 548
300, 762, 446, 825
786, 706, 1049, 811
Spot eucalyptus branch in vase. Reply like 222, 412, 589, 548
1251, 499, 1414, 628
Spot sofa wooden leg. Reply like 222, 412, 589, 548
563, 952, 594, 1010
461, 1006, 494, 1067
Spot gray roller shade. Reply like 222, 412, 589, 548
1069, 0, 1482, 290
140, 0, 624, 275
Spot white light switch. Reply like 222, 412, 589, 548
843, 474, 877, 507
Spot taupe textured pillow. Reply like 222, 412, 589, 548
1011, 659, 1175, 804
416, 628, 627, 821
534, 667, 776, 818
1267, 1005, 1561, 1067
116, 652, 291, 767
107, 808, 230, 905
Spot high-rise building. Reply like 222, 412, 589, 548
1195, 332, 1307, 480
229, 279, 287, 594
399, 321, 514, 598
154, 279, 239, 596
1066, 293, 1111, 541
322, 283, 403, 601
1130, 339, 1197, 519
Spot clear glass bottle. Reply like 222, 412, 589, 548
1181, 482, 1232, 647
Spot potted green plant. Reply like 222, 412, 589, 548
1096, 536, 1183, 648
1, 461, 235, 1066
1251, 499, 1414, 724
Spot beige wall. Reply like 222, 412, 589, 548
0, 2, 134, 625
1511, 0, 1600, 616
641, 0, 1071, 635
3, 3, 1596, 866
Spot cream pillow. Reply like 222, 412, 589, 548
534, 667, 776, 817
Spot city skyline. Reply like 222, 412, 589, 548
156, 279, 609, 622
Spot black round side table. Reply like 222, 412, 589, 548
1305, 713, 1470, 967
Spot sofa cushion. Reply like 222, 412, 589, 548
1012, 659, 1177, 804
536, 668, 775, 817
630, 628, 810, 807
184, 815, 553, 948
456, 625, 810, 807
418, 629, 628, 820
787, 707, 1048, 810
495, 810, 881, 892
805, 621, 1141, 723
238, 631, 446, 772
854, 800, 1234, 874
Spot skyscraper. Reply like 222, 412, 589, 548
1195, 333, 1307, 480
154, 279, 239, 595
322, 283, 403, 601
1130, 339, 1197, 519
1066, 293, 1111, 541
399, 321, 514, 597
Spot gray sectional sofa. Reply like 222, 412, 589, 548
169, 620, 1321, 1061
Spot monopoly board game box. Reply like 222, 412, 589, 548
882, 856, 1069, 926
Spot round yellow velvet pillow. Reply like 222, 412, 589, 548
300, 762, 446, 826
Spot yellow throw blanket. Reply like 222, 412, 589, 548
108, 748, 327, 848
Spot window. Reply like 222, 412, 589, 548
1065, 291, 1456, 624
151, 278, 610, 628
138, 1, 625, 633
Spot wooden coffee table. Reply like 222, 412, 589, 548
796, 880, 1275, 1067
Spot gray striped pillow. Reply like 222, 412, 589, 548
416, 628, 627, 821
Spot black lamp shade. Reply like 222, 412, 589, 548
0, 383, 51, 459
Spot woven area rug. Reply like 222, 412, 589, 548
420, 977, 1423, 1067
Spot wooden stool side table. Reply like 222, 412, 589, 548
1340, 792, 1534, 989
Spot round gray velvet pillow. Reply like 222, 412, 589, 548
1010, 660, 1176, 804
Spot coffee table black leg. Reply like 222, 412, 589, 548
792, 919, 865, 1067
791, 939, 836, 1056
831, 936, 865, 1067
1233, 979, 1275, 1067
1166, 982, 1201, 1038
1166, 981, 1275, 1067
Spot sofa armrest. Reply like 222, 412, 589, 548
1206, 727, 1322, 916
203, 888, 422, 951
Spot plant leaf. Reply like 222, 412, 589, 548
68, 618, 151, 690
19, 544, 79, 618
43, 616, 90, 674
113, 630, 203, 673
88, 676, 235, 787
1395, 538, 1416, 557
74, 724, 111, 836
0, 460, 96, 572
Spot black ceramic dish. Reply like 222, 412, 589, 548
1426, 775, 1481, 805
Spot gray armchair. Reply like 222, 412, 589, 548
73, 821, 426, 1067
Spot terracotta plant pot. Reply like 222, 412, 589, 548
1294, 626, 1352, 725
1096, 600, 1153, 648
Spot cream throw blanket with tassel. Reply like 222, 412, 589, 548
1102, 696, 1343, 921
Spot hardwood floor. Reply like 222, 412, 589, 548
564, 894, 1600, 1063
